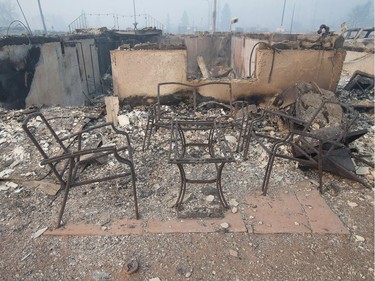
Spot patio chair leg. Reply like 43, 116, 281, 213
130, 164, 139, 219
262, 151, 277, 196
57, 158, 74, 228
216, 162, 229, 208
142, 116, 152, 151
236, 125, 244, 153
318, 140, 323, 193
173, 163, 187, 208
242, 137, 251, 161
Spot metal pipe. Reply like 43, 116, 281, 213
7, 20, 32, 38
16, 0, 32, 35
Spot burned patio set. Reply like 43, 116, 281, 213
22, 81, 374, 228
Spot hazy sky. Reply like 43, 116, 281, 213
8, 0, 374, 33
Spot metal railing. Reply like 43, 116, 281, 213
68, 13, 164, 33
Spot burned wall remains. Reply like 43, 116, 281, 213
0, 45, 40, 109
184, 34, 232, 79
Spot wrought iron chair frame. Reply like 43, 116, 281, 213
142, 81, 247, 151
242, 100, 372, 195
23, 112, 139, 228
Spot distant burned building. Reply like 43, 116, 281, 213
0, 28, 162, 109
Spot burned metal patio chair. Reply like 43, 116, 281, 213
22, 112, 139, 228
242, 100, 372, 195
142, 81, 247, 151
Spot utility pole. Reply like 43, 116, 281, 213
37, 0, 48, 35
205, 0, 211, 32
212, 0, 217, 34
133, 0, 138, 30
289, 3, 295, 34
280, 0, 287, 28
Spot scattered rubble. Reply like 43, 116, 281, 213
355, 235, 365, 242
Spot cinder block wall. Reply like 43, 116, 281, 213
343, 51, 374, 76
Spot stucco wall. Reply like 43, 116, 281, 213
111, 35, 346, 103
231, 36, 259, 78
342, 51, 374, 76
226, 49, 345, 101
254, 48, 346, 92
26, 42, 85, 107
111, 49, 187, 99
184, 35, 231, 78
111, 48, 345, 102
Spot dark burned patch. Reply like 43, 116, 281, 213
159, 90, 215, 105
122, 91, 272, 108
236, 93, 272, 106
0, 36, 59, 48
121, 91, 215, 108
177, 206, 225, 219
0, 46, 41, 109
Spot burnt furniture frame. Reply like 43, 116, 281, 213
242, 100, 372, 195
142, 81, 247, 151
168, 119, 235, 208
22, 112, 139, 228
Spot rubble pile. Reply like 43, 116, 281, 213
337, 71, 375, 113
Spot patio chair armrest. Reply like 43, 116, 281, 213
263, 109, 308, 127
60, 122, 134, 158
246, 109, 298, 136
40, 145, 116, 165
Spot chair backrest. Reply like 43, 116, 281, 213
156, 82, 233, 121
22, 112, 70, 183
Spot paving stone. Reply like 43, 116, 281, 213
295, 188, 350, 235
146, 212, 248, 233
45, 219, 143, 236
243, 191, 311, 234
243, 181, 350, 235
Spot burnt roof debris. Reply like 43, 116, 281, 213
123, 42, 186, 50
0, 26, 163, 48
0, 35, 60, 48
337, 71, 375, 113
344, 71, 374, 92
342, 27, 374, 53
